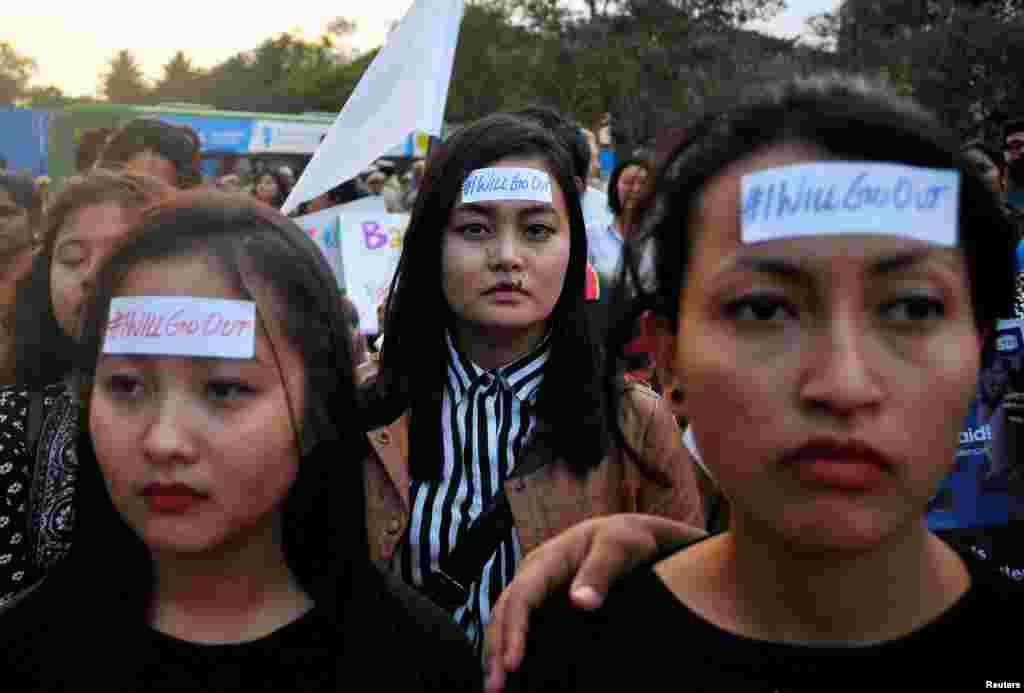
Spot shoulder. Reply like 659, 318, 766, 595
379, 573, 481, 691
512, 557, 689, 692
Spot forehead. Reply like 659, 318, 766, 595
694, 143, 962, 267
59, 203, 134, 243
1006, 131, 1024, 141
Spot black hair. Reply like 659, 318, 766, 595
607, 158, 651, 218
99, 118, 202, 188
12, 192, 415, 687
253, 169, 290, 208
513, 105, 592, 183
366, 113, 608, 479
608, 73, 1016, 374
962, 139, 1006, 175
75, 128, 114, 173
0, 172, 35, 211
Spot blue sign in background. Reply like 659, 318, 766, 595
155, 114, 254, 154
0, 107, 50, 176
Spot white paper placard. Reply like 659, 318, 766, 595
339, 211, 410, 334
460, 167, 553, 205
281, 0, 465, 214
740, 162, 959, 246
103, 297, 256, 359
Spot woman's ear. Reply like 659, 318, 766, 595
648, 312, 687, 420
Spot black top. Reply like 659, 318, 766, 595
510, 540, 1024, 692
4, 573, 482, 692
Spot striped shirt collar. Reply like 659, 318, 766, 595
445, 330, 551, 405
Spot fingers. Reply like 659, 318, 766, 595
485, 533, 588, 693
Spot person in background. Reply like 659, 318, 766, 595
0, 172, 36, 213
0, 211, 36, 384
0, 170, 172, 612
1003, 118, 1024, 212
278, 165, 297, 195
75, 128, 114, 174
1, 192, 480, 692
252, 170, 289, 209
216, 174, 242, 194
98, 119, 202, 189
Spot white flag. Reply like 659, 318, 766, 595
281, 0, 466, 214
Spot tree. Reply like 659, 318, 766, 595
22, 85, 70, 108
153, 51, 206, 103
809, 0, 1024, 137
0, 42, 37, 105
101, 49, 149, 103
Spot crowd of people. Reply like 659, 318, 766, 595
0, 71, 1021, 691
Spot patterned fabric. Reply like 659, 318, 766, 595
395, 332, 550, 649
0, 383, 78, 609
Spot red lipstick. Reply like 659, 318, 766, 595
783, 439, 891, 491
142, 483, 205, 514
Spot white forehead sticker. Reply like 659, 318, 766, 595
740, 162, 959, 246
460, 167, 553, 205
103, 297, 256, 359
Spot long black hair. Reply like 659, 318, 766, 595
9, 192, 412, 687
366, 113, 609, 479
606, 73, 1016, 379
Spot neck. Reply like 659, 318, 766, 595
150, 519, 312, 644
663, 520, 969, 644
453, 322, 546, 371
725, 521, 968, 643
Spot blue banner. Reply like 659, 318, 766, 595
155, 114, 253, 154
0, 107, 49, 176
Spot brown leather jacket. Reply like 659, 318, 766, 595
362, 381, 704, 569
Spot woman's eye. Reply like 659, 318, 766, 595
725, 296, 796, 323
206, 380, 255, 402
881, 295, 946, 323
456, 223, 490, 239
105, 374, 144, 399
525, 224, 555, 241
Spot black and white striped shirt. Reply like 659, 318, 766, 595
395, 331, 550, 647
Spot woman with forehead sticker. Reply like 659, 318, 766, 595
492, 75, 1024, 691
360, 113, 704, 649
2, 193, 479, 691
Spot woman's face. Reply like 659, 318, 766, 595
125, 150, 179, 188
50, 202, 137, 340
255, 175, 280, 204
90, 252, 305, 555
963, 147, 1004, 198
616, 165, 648, 215
662, 143, 981, 552
441, 157, 573, 346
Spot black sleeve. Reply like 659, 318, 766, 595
382, 573, 483, 693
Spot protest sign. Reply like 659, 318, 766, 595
282, 0, 465, 214
929, 319, 1024, 530
740, 162, 959, 246
339, 211, 410, 334
103, 297, 256, 359
293, 207, 344, 289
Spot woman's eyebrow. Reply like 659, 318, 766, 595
867, 248, 939, 277
517, 204, 558, 218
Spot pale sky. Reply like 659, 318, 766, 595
4, 0, 837, 99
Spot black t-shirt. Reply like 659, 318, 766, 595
511, 541, 1024, 692
136, 608, 336, 692
4, 573, 482, 692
